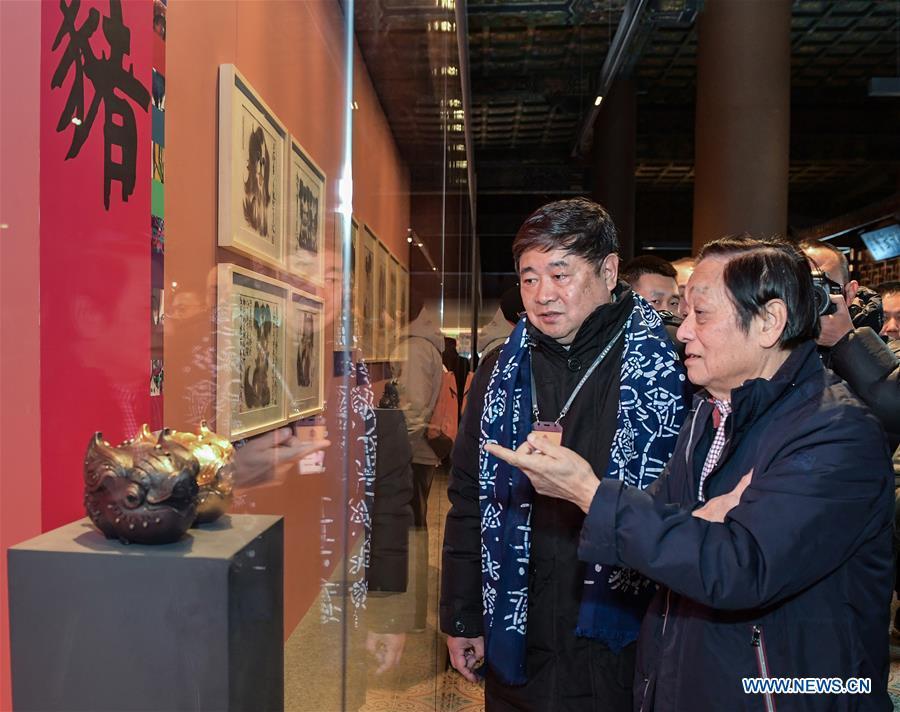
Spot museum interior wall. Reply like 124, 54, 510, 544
0, 2, 42, 708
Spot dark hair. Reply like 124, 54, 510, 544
512, 198, 618, 274
876, 280, 900, 298
500, 286, 525, 324
620, 255, 677, 285
799, 240, 850, 285
244, 127, 271, 204
697, 236, 820, 349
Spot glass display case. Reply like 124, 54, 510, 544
0, 1, 476, 709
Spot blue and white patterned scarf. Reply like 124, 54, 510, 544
320, 354, 377, 629
479, 296, 685, 685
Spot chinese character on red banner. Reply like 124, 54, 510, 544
51, 0, 151, 209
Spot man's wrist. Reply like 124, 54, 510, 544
832, 327, 853, 349
577, 476, 601, 514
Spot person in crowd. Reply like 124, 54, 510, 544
800, 247, 900, 641
873, 280, 900, 637
670, 256, 694, 300
488, 236, 894, 711
443, 336, 470, 421
365, 396, 415, 676
803, 239, 861, 299
394, 293, 444, 518
392, 293, 444, 630
441, 198, 686, 709
802, 240, 883, 332
878, 280, 900, 343
801, 241, 898, 449
476, 286, 525, 361
620, 255, 681, 315
621, 254, 686, 358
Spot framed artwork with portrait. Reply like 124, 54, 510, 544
287, 138, 326, 285
286, 289, 325, 420
359, 225, 378, 361
216, 263, 289, 440
332, 214, 359, 350
218, 64, 287, 268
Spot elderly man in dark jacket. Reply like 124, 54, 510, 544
489, 236, 894, 711
442, 199, 685, 710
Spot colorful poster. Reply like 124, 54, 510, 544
149, 3, 166, 427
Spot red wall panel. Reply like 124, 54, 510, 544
40, 0, 154, 531
0, 3, 43, 706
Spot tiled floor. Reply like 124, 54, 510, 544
287, 469, 900, 711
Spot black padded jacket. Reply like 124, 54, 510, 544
826, 327, 900, 451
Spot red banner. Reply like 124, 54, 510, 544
40, 0, 153, 530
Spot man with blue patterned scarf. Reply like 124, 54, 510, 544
441, 198, 686, 710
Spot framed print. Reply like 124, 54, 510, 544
399, 265, 410, 330
287, 138, 326, 285
286, 289, 325, 420
332, 214, 359, 350
375, 241, 389, 361
218, 64, 287, 268
387, 255, 399, 359
359, 225, 377, 361
397, 265, 410, 364
216, 263, 289, 440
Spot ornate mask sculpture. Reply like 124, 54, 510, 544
164, 421, 235, 525
84, 422, 236, 543
83, 430, 200, 544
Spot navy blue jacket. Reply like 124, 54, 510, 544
578, 341, 894, 711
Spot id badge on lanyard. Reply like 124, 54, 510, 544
532, 421, 564, 447
530, 322, 626, 449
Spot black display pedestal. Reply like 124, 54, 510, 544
8, 514, 284, 711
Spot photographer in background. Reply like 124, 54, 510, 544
874, 280, 900, 630
802, 243, 900, 642
801, 241, 899, 450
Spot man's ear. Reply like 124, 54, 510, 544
845, 279, 859, 305
759, 298, 788, 349
602, 254, 620, 291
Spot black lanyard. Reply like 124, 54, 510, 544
530, 322, 627, 425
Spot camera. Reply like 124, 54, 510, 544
811, 269, 844, 316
